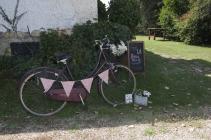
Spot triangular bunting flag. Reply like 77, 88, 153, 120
40, 78, 55, 93
81, 78, 94, 93
61, 81, 75, 97
98, 69, 109, 84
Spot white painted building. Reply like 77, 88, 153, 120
0, 0, 98, 32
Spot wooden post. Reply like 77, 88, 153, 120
153, 31, 156, 40
163, 30, 166, 40
148, 29, 151, 40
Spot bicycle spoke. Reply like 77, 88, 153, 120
100, 65, 136, 106
19, 68, 67, 116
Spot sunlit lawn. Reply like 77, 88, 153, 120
135, 36, 211, 107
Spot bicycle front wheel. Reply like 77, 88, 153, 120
99, 65, 136, 107
19, 67, 68, 117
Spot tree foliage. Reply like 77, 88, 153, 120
108, 0, 141, 32
162, 0, 190, 16
179, 0, 211, 44
139, 0, 163, 32
159, 0, 211, 45
98, 0, 107, 21
159, 5, 177, 38
159, 0, 190, 39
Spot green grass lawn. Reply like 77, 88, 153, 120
0, 35, 211, 122
136, 36, 211, 62
135, 36, 211, 108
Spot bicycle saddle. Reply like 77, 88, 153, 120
54, 52, 71, 63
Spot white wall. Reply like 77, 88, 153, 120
0, 0, 98, 32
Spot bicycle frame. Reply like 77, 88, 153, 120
60, 48, 114, 81
45, 48, 115, 104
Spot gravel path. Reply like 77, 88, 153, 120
1, 120, 211, 140
1, 106, 211, 140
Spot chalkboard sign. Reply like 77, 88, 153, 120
128, 41, 145, 73
10, 42, 40, 57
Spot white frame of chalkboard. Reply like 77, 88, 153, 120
128, 41, 145, 74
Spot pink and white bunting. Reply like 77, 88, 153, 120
40, 78, 55, 93
81, 77, 94, 93
98, 69, 109, 84
39, 69, 110, 95
61, 81, 75, 97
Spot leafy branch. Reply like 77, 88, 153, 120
0, 0, 27, 32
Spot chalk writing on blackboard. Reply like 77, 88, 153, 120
131, 53, 141, 64
129, 42, 145, 73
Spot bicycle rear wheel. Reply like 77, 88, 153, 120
99, 64, 136, 107
19, 67, 68, 117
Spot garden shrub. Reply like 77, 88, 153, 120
40, 30, 71, 65
159, 8, 178, 39
39, 21, 132, 79
159, 0, 190, 39
0, 55, 42, 78
2, 22, 132, 79
178, 0, 211, 45
159, 0, 211, 45
162, 0, 190, 16
0, 56, 13, 73
13, 57, 42, 78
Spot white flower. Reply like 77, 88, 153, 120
143, 91, 151, 97
110, 44, 118, 55
110, 40, 128, 56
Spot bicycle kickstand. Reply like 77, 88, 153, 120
79, 93, 88, 110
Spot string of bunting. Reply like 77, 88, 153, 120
40, 69, 109, 97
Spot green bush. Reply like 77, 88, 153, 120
40, 30, 71, 65
0, 56, 13, 72
162, 0, 189, 16
1, 22, 131, 79
0, 55, 42, 78
178, 0, 211, 45
159, 0, 190, 39
108, 0, 141, 32
13, 57, 42, 78
159, 0, 211, 45
159, 8, 178, 39
39, 21, 132, 79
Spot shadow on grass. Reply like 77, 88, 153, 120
0, 50, 211, 134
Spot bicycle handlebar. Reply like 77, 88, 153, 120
95, 35, 111, 49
